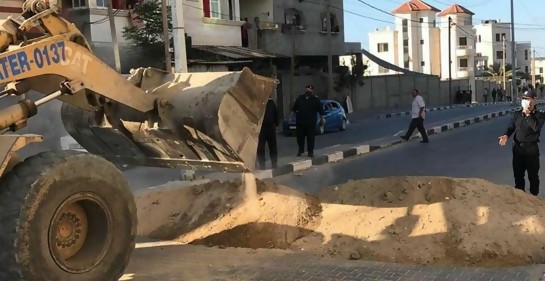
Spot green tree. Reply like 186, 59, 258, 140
481, 63, 526, 83
122, 0, 171, 58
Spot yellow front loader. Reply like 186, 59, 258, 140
0, 1, 275, 280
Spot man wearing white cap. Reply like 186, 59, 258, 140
499, 90, 545, 196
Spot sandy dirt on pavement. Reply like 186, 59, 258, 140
135, 176, 545, 267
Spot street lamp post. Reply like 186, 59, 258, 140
510, 0, 517, 103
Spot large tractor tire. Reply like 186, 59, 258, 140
0, 151, 137, 281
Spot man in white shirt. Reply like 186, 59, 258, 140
400, 89, 429, 143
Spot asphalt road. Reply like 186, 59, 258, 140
275, 103, 517, 158
274, 113, 540, 197
126, 103, 517, 190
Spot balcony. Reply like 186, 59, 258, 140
457, 67, 469, 77
475, 53, 488, 61
456, 45, 473, 56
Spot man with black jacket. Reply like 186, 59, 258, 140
291, 85, 325, 158
499, 90, 545, 196
257, 96, 279, 169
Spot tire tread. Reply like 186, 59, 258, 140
0, 150, 135, 281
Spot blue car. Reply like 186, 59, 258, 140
283, 100, 348, 136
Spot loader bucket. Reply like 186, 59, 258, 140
61, 67, 276, 172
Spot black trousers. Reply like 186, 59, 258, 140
403, 117, 429, 142
257, 126, 278, 168
296, 123, 316, 155
512, 142, 540, 195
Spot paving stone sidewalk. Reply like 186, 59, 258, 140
124, 243, 545, 281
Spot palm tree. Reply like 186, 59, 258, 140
481, 63, 525, 84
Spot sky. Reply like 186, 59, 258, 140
343, 0, 545, 56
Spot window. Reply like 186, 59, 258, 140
321, 13, 339, 32
377, 43, 388, 52
331, 102, 340, 109
323, 103, 332, 112
210, 0, 221, 19
496, 51, 503, 60
404, 61, 409, 68
403, 39, 408, 47
478, 35, 481, 43
72, 0, 86, 8
96, 0, 106, 7
402, 19, 408, 32
421, 61, 425, 66
285, 9, 302, 26
419, 18, 423, 23
540, 67, 543, 74
459, 58, 468, 68
496, 33, 500, 42
502, 33, 506, 40
525, 49, 529, 60
525, 66, 529, 73
378, 66, 389, 73
420, 39, 424, 45
458, 37, 467, 46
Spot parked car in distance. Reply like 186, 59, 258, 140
282, 100, 348, 136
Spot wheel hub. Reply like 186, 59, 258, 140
53, 203, 88, 261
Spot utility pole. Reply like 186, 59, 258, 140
170, 0, 188, 72
503, 34, 506, 92
448, 16, 452, 105
107, 0, 121, 72
161, 0, 172, 72
532, 48, 536, 87
326, 0, 333, 98
510, 0, 516, 102
290, 23, 296, 110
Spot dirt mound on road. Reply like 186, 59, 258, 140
135, 176, 545, 267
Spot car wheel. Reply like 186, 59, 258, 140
340, 119, 347, 131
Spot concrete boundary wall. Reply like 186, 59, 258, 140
278, 71, 500, 115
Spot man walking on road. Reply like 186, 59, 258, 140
499, 90, 545, 196
257, 96, 279, 169
400, 89, 429, 143
291, 85, 325, 158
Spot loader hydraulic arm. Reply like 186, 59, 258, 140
0, 0, 155, 115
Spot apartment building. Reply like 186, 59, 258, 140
516, 42, 531, 75
0, 0, 286, 73
392, 0, 441, 75
474, 19, 513, 69
534, 57, 545, 84
368, 26, 399, 75
366, 0, 441, 76
239, 0, 347, 57
474, 19, 532, 80
438, 4, 484, 80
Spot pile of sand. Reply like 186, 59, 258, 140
135, 176, 545, 267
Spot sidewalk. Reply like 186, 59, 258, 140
376, 101, 515, 119
124, 242, 545, 281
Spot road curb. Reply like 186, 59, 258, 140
253, 107, 524, 180
376, 102, 514, 119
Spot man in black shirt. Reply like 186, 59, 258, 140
291, 85, 325, 158
499, 90, 545, 196
257, 97, 279, 169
